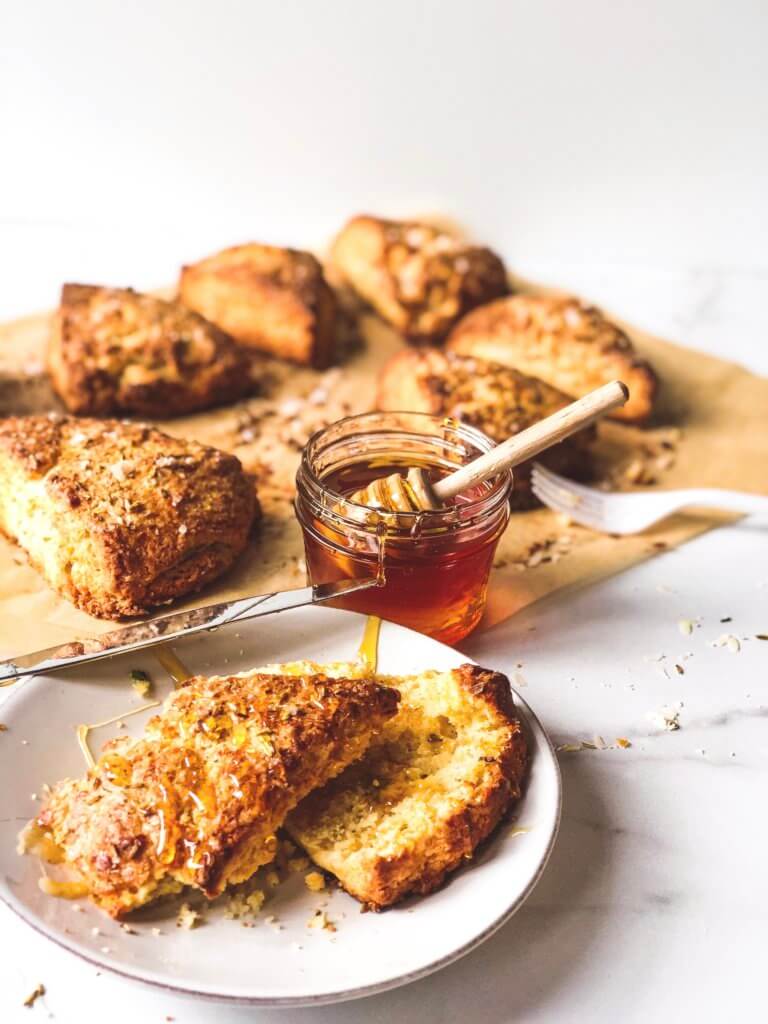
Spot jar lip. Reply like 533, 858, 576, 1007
298, 410, 512, 530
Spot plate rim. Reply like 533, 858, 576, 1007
0, 608, 562, 1008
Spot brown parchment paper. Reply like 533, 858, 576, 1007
0, 285, 766, 660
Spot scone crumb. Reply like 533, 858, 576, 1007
225, 887, 265, 920
304, 871, 326, 892
288, 855, 310, 873
23, 984, 45, 1008
616, 737, 632, 749
307, 909, 336, 932
130, 669, 152, 698
177, 902, 202, 929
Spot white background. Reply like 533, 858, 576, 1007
1, 2, 767, 1021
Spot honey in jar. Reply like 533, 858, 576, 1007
295, 412, 511, 644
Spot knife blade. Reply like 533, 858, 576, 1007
0, 577, 379, 684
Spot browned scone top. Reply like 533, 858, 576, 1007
287, 663, 528, 909
29, 668, 400, 917
377, 348, 594, 508
0, 415, 256, 618
330, 215, 509, 345
447, 294, 658, 422
179, 243, 337, 368
48, 284, 253, 418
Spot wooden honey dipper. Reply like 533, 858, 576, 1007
352, 380, 629, 511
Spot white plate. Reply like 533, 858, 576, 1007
0, 607, 560, 1007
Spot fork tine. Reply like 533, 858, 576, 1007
530, 475, 606, 530
530, 465, 602, 513
531, 462, 604, 506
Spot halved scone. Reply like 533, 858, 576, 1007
330, 215, 509, 344
25, 668, 399, 917
179, 243, 337, 367
447, 294, 657, 422
0, 415, 256, 618
377, 347, 594, 508
48, 284, 252, 417
286, 662, 528, 908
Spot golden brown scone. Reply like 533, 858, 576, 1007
26, 668, 399, 917
447, 294, 657, 422
179, 243, 337, 368
330, 215, 509, 344
376, 348, 593, 508
0, 415, 256, 618
286, 662, 528, 909
48, 284, 253, 418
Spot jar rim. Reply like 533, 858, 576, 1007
297, 410, 512, 533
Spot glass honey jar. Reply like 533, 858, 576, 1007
295, 411, 511, 644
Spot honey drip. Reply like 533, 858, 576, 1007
76, 701, 161, 769
156, 647, 191, 686
38, 877, 90, 900
358, 615, 382, 674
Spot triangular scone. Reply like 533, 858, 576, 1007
377, 347, 593, 508
284, 662, 528, 909
330, 215, 509, 345
48, 284, 252, 417
179, 243, 337, 368
447, 294, 657, 422
0, 415, 256, 617
26, 668, 399, 917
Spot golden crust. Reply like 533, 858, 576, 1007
0, 415, 257, 618
287, 663, 529, 909
376, 348, 593, 508
447, 294, 658, 422
179, 243, 337, 368
330, 215, 509, 344
48, 284, 253, 418
33, 669, 400, 917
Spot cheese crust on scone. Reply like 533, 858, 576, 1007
48, 284, 253, 418
27, 668, 399, 917
179, 243, 337, 368
376, 348, 593, 508
286, 662, 528, 909
330, 215, 509, 344
0, 415, 256, 618
447, 294, 657, 422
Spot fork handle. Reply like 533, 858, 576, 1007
672, 489, 768, 516
433, 380, 628, 501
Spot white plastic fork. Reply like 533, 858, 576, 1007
530, 462, 768, 535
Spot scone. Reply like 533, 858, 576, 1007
0, 415, 256, 618
376, 348, 593, 508
447, 294, 657, 422
25, 667, 399, 917
179, 243, 337, 367
48, 284, 253, 418
286, 662, 528, 909
330, 215, 509, 344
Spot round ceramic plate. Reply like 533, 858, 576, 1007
0, 607, 560, 1007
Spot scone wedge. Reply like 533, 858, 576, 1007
26, 668, 399, 917
49, 284, 252, 417
284, 661, 529, 909
447, 294, 657, 422
377, 348, 593, 508
179, 243, 337, 367
330, 215, 509, 345
0, 415, 256, 618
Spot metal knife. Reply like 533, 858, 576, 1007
0, 577, 379, 685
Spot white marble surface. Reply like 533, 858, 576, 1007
0, 227, 766, 1022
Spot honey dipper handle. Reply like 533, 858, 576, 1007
432, 380, 629, 502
